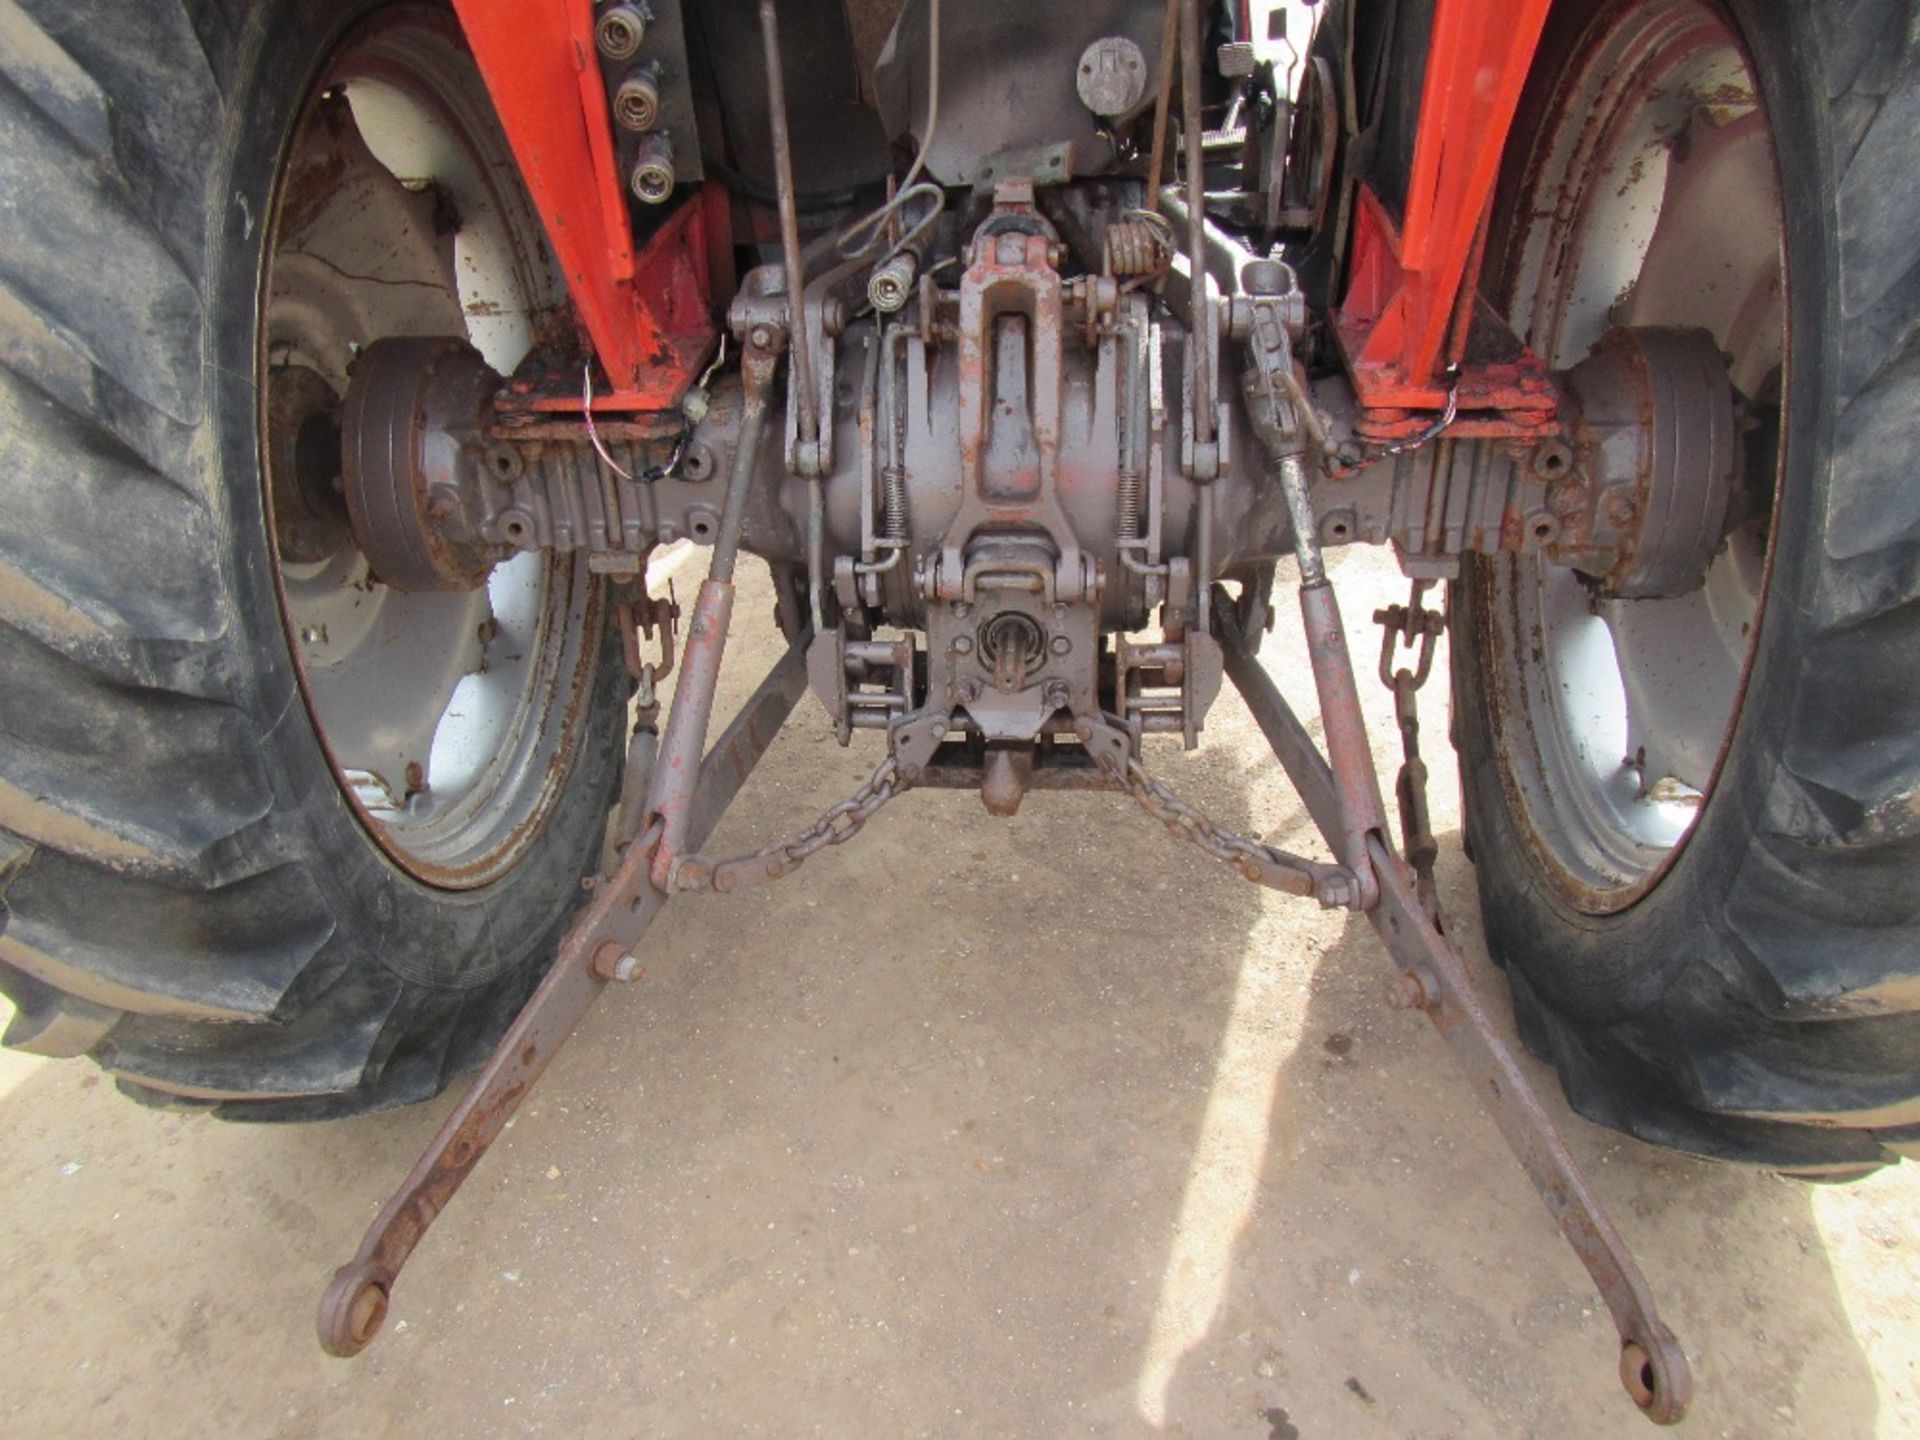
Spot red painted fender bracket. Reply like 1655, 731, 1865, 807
454, 0, 715, 411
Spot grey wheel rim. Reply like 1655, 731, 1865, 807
1482, 0, 1786, 912
261, 8, 601, 889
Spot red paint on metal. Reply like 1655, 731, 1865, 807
452, 0, 714, 407
1335, 0, 1557, 435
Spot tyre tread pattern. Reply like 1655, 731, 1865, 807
0, 0, 606, 1118
1460, 0, 1920, 1173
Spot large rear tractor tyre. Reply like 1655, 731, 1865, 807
0, 0, 626, 1118
1454, 0, 1920, 1174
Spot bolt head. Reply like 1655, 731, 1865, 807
590, 941, 630, 980
749, 325, 773, 349
1385, 972, 1429, 1011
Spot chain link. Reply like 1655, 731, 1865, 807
1375, 580, 1447, 924
1107, 754, 1355, 907
668, 754, 903, 894
670, 716, 1375, 910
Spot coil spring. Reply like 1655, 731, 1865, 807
1117, 467, 1143, 543
882, 466, 909, 544
1104, 214, 1173, 278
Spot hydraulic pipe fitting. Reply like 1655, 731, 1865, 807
594, 2, 648, 61
614, 64, 662, 132
629, 133, 675, 205
867, 252, 918, 314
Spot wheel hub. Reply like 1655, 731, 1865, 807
1555, 325, 1739, 598
341, 336, 503, 592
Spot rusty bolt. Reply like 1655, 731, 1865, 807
1605, 490, 1640, 528
1043, 680, 1071, 710
954, 677, 982, 704
951, 634, 974, 655
404, 761, 426, 795
1385, 970, 1431, 1011
425, 491, 456, 521
589, 938, 645, 982
748, 324, 773, 350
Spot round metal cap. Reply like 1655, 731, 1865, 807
341, 336, 500, 592
1075, 36, 1149, 117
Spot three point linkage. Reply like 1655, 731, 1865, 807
318, 558, 1690, 1425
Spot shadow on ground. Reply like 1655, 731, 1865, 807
0, 553, 1908, 1439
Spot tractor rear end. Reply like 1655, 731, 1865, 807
4, 0, 1917, 1425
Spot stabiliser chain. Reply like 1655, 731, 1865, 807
669, 755, 903, 893
1376, 580, 1447, 925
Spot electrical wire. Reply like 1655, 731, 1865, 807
1326, 365, 1462, 480
582, 364, 636, 482
836, 0, 943, 265
581, 333, 733, 485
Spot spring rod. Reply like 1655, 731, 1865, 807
757, 0, 816, 448
1180, 0, 1213, 448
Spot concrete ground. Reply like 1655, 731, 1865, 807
0, 546, 1914, 1439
